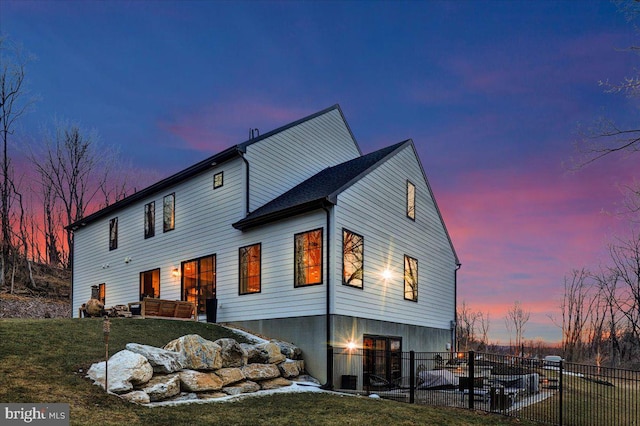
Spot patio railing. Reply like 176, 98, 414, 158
332, 348, 639, 426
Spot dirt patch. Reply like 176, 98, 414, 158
0, 293, 71, 318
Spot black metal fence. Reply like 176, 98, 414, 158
332, 348, 640, 426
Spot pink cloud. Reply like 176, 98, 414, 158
157, 100, 313, 152
437, 153, 636, 343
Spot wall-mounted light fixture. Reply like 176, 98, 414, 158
346, 340, 357, 352
381, 269, 393, 281
172, 268, 180, 278
124, 256, 132, 264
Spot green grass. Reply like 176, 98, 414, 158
518, 369, 640, 426
0, 318, 540, 426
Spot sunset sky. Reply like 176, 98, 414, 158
2, 0, 639, 343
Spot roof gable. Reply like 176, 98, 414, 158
232, 140, 410, 230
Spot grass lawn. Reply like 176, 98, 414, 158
0, 318, 541, 426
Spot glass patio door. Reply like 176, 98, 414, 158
182, 255, 216, 315
363, 335, 402, 386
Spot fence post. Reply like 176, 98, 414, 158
558, 359, 563, 426
468, 350, 475, 410
409, 350, 415, 404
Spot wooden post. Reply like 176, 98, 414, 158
103, 316, 110, 392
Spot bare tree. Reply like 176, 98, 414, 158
477, 311, 490, 350
505, 301, 530, 355
573, 1, 640, 168
607, 231, 640, 346
0, 35, 36, 287
31, 121, 106, 267
560, 269, 596, 361
457, 301, 480, 351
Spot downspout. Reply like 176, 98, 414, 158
453, 262, 462, 352
70, 230, 74, 317
238, 148, 250, 215
321, 203, 333, 389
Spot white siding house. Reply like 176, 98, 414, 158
68, 105, 460, 387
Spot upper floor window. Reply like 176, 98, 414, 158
213, 171, 224, 189
343, 229, 363, 288
407, 180, 416, 220
144, 201, 155, 239
109, 217, 118, 250
140, 268, 160, 300
404, 255, 418, 302
239, 243, 261, 294
163, 193, 175, 232
294, 228, 323, 287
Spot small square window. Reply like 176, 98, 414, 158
214, 172, 224, 189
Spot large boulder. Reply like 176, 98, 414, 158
215, 367, 245, 386
241, 343, 269, 364
179, 370, 224, 392
278, 360, 301, 378
241, 363, 281, 381
125, 343, 185, 373
87, 350, 153, 393
214, 338, 248, 368
222, 380, 260, 396
257, 342, 286, 364
120, 390, 150, 404
164, 334, 222, 370
260, 377, 292, 390
274, 340, 302, 360
140, 374, 181, 402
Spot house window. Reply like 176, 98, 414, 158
404, 255, 418, 301
163, 193, 175, 232
343, 229, 363, 288
239, 243, 261, 294
407, 180, 415, 220
144, 201, 155, 239
213, 171, 224, 189
140, 268, 160, 300
294, 228, 323, 287
109, 217, 118, 250
182, 255, 216, 315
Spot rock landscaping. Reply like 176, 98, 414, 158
86, 333, 313, 405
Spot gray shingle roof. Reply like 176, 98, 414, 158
232, 140, 410, 230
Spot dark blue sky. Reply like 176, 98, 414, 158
3, 0, 638, 343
